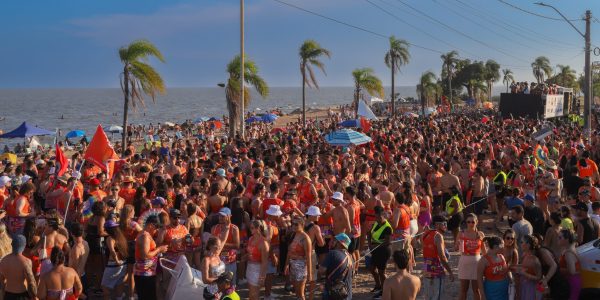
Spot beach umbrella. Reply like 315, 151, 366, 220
104, 125, 123, 134
65, 130, 85, 138
339, 119, 360, 128
0, 122, 54, 138
261, 114, 278, 123
0, 153, 17, 164
194, 117, 210, 123
270, 127, 286, 134
208, 117, 220, 121
324, 129, 372, 147
245, 116, 262, 123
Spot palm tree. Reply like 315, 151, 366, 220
555, 64, 577, 87
484, 60, 500, 102
531, 56, 552, 84
441, 50, 459, 111
299, 40, 331, 128
119, 39, 165, 153
352, 68, 384, 117
502, 69, 514, 93
416, 71, 437, 115
384, 36, 410, 117
225, 55, 269, 137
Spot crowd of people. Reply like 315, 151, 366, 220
509, 82, 563, 96
0, 106, 598, 300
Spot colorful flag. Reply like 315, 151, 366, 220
84, 125, 119, 177
360, 117, 371, 133
55, 144, 68, 176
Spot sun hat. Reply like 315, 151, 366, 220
21, 175, 31, 185
266, 205, 283, 216
331, 191, 344, 202
334, 233, 351, 249
306, 206, 322, 216
216, 168, 226, 177
218, 207, 232, 216
152, 196, 166, 206
299, 170, 311, 180
0, 176, 11, 188
104, 219, 119, 229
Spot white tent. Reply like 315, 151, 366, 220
358, 100, 378, 120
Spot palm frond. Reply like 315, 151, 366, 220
125, 39, 165, 63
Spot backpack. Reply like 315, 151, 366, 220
328, 251, 351, 300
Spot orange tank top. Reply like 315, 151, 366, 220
484, 254, 508, 281
267, 222, 279, 246
246, 236, 262, 263
164, 224, 188, 254
559, 250, 581, 273
8, 195, 30, 217
461, 234, 482, 255
422, 230, 439, 259
396, 204, 410, 230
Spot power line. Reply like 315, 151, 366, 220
453, 0, 580, 49
496, 0, 581, 22
393, 0, 530, 64
366, 0, 482, 59
271, 0, 442, 54
430, 0, 577, 58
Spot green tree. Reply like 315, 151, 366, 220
416, 71, 438, 115
441, 50, 459, 110
384, 36, 410, 117
453, 59, 485, 101
550, 65, 577, 88
225, 55, 269, 137
502, 69, 514, 93
119, 39, 165, 153
484, 60, 500, 102
531, 56, 552, 84
299, 40, 331, 128
352, 68, 384, 116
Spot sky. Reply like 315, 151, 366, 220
1, 0, 599, 88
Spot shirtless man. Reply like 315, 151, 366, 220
323, 192, 351, 237
68, 223, 89, 298
440, 163, 461, 196
0, 235, 37, 300
470, 168, 487, 215
382, 249, 420, 300
35, 218, 70, 275
378, 180, 395, 215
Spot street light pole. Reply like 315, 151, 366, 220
240, 0, 245, 137
535, 3, 592, 137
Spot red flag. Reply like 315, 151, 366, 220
84, 125, 119, 178
55, 144, 68, 176
359, 117, 371, 133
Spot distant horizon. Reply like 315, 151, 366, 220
0, 84, 509, 90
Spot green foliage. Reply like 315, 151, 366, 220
352, 68, 384, 99
300, 40, 331, 89
531, 56, 552, 84
547, 65, 578, 91
119, 39, 166, 108
385, 36, 410, 73
502, 69, 514, 93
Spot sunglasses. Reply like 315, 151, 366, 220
504, 236, 515, 240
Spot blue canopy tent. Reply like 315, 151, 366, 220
208, 117, 220, 121
194, 117, 210, 123
324, 129, 372, 147
0, 122, 54, 138
65, 130, 85, 138
338, 119, 360, 128
245, 116, 262, 123
261, 114, 278, 123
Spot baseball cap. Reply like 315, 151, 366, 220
218, 207, 232, 216
306, 206, 322, 216
524, 194, 535, 202
331, 191, 344, 202
169, 208, 181, 218
89, 178, 100, 186
21, 175, 31, 185
152, 197, 166, 206
0, 176, 11, 188
216, 168, 226, 177
334, 233, 351, 249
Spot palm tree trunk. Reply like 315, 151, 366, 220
488, 81, 492, 103
121, 67, 129, 154
354, 86, 360, 119
506, 82, 508, 93
302, 68, 306, 128
448, 67, 453, 112
421, 91, 425, 116
391, 59, 395, 118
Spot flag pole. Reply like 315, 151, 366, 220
63, 160, 85, 222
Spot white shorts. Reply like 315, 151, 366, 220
409, 219, 419, 237
246, 262, 261, 287
458, 255, 480, 280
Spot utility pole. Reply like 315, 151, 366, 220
584, 10, 592, 138
240, 0, 245, 137
535, 3, 592, 138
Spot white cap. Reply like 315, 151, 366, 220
35, 159, 45, 165
266, 205, 283, 216
306, 206, 322, 216
331, 192, 344, 202
0, 176, 11, 188
21, 175, 31, 184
